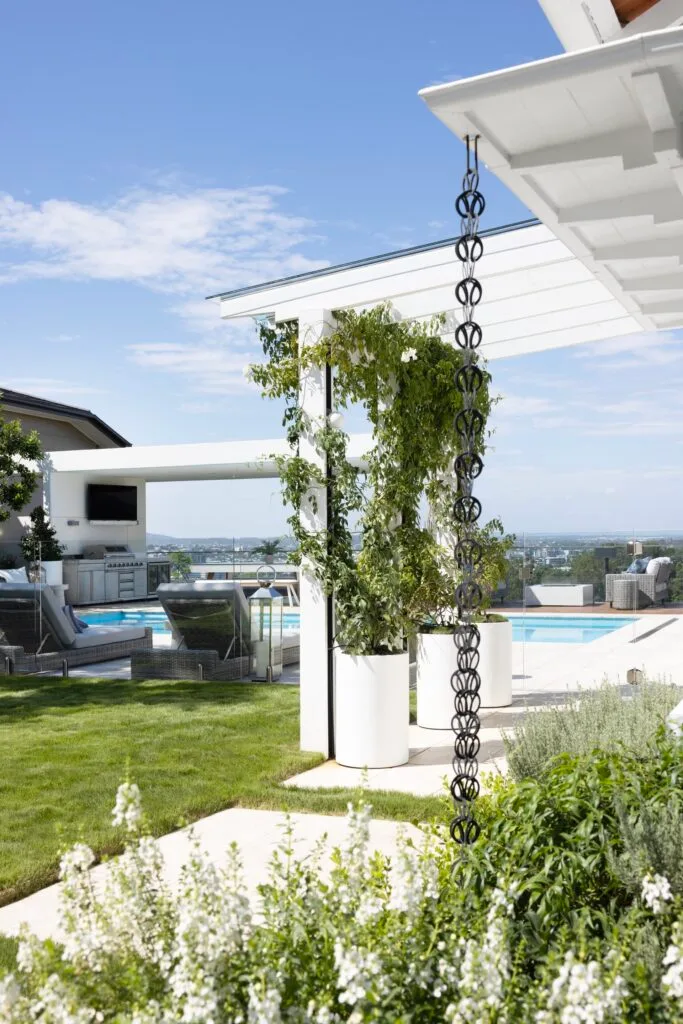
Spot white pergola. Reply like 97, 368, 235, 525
214, 13, 683, 757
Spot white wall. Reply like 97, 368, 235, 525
45, 471, 146, 555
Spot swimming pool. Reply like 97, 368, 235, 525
80, 608, 637, 644
506, 614, 637, 644
80, 608, 302, 636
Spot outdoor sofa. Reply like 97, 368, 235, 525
606, 559, 673, 608
0, 582, 152, 674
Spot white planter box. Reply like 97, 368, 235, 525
335, 651, 409, 768
42, 561, 63, 587
416, 622, 512, 728
524, 584, 593, 606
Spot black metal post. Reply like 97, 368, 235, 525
325, 358, 336, 760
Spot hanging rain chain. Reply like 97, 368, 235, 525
450, 135, 485, 846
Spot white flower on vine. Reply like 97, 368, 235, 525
641, 872, 673, 914
401, 347, 418, 363
112, 781, 142, 833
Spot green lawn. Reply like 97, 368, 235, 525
0, 675, 445, 906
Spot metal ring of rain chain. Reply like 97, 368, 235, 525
450, 135, 485, 847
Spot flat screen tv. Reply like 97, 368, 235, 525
87, 484, 138, 522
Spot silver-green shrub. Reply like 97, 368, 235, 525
503, 680, 682, 781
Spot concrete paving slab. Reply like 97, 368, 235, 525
0, 808, 420, 942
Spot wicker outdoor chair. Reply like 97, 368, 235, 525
0, 583, 152, 674
605, 562, 673, 608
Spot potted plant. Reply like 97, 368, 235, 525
20, 506, 65, 587
251, 305, 494, 767
410, 503, 514, 728
250, 538, 284, 565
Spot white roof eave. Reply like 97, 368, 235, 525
420, 25, 683, 335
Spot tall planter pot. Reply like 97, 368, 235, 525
42, 560, 63, 587
416, 631, 456, 729
416, 620, 512, 729
478, 619, 513, 708
335, 651, 409, 768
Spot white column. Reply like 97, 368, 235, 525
298, 309, 333, 755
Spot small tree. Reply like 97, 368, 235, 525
250, 538, 284, 563
0, 400, 43, 523
168, 550, 192, 580
19, 506, 64, 564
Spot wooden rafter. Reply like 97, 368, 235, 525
612, 0, 661, 26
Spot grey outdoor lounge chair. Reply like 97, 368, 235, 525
606, 561, 674, 608
0, 583, 152, 673
156, 581, 251, 659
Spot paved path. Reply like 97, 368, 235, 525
287, 613, 683, 796
0, 808, 419, 942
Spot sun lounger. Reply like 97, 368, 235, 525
0, 583, 152, 673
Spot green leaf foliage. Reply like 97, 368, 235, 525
18, 506, 64, 563
250, 304, 501, 654
0, 401, 43, 524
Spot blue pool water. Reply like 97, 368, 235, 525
81, 609, 637, 645
81, 608, 302, 636
506, 614, 637, 644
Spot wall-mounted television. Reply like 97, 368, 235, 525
86, 484, 138, 522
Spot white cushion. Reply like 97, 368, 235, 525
0, 567, 29, 583
72, 625, 147, 649
646, 557, 670, 576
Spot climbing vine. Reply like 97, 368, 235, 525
250, 304, 496, 655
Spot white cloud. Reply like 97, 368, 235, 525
1, 378, 104, 399
0, 184, 327, 299
46, 333, 80, 343
179, 401, 217, 415
575, 330, 683, 368
495, 394, 555, 418
0, 182, 328, 394
127, 340, 259, 394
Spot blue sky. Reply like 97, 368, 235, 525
1, 0, 681, 537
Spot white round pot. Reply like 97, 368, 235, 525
416, 621, 512, 727
478, 620, 512, 708
335, 651, 409, 768
42, 561, 63, 587
416, 631, 457, 729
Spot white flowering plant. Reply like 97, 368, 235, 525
4, 775, 683, 1022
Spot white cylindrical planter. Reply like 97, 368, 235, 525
335, 651, 409, 768
42, 561, 63, 587
416, 621, 512, 727
478, 620, 512, 708
416, 631, 457, 729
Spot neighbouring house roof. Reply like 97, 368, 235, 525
0, 387, 131, 449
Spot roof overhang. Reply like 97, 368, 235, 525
421, 26, 683, 336
538, 0, 683, 52
47, 435, 371, 482
217, 219, 643, 360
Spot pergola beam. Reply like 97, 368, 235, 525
557, 187, 683, 225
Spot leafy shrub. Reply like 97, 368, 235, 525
504, 680, 682, 781
5, 767, 683, 1021
612, 797, 683, 901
